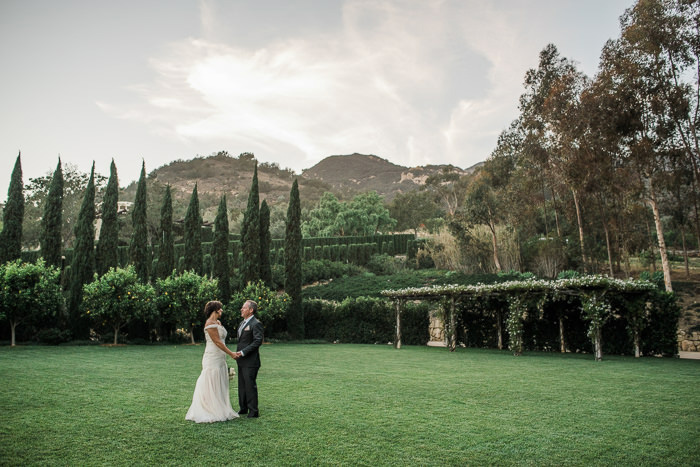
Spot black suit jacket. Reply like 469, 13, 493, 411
236, 316, 263, 368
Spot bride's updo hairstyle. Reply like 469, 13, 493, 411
203, 300, 223, 319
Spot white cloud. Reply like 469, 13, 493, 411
96, 0, 627, 172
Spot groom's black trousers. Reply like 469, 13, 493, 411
237, 365, 259, 415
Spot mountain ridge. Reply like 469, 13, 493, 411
122, 152, 479, 220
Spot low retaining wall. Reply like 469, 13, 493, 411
678, 330, 700, 352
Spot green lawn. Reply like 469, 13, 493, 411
1, 344, 698, 466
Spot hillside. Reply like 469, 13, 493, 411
120, 151, 473, 222
302, 153, 471, 200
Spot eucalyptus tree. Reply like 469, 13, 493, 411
597, 17, 681, 291
39, 159, 63, 268
388, 190, 442, 235
619, 0, 700, 241
0, 154, 24, 263
519, 44, 591, 271
460, 171, 504, 272
96, 160, 119, 275
423, 166, 465, 216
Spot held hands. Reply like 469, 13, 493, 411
231, 351, 242, 359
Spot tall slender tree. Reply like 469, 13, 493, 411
40, 158, 63, 268
0, 154, 24, 263
69, 162, 96, 338
156, 185, 175, 279
240, 163, 260, 285
212, 195, 231, 302
259, 199, 272, 286
97, 160, 119, 275
130, 161, 150, 282
183, 183, 203, 275
285, 179, 303, 339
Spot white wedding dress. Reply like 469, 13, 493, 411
185, 324, 238, 423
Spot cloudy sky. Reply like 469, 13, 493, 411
0, 0, 633, 195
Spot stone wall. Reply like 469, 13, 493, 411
678, 330, 700, 352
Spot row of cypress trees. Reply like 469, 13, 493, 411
0, 155, 305, 340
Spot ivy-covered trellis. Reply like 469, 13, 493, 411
382, 276, 672, 361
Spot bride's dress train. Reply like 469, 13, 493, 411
185, 324, 238, 423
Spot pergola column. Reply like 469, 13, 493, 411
394, 299, 403, 349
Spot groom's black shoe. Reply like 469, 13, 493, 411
247, 412, 259, 418
238, 410, 248, 415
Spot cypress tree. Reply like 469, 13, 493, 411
156, 185, 175, 279
96, 159, 119, 275
259, 199, 272, 286
240, 163, 260, 285
212, 195, 230, 302
69, 162, 96, 338
40, 158, 63, 268
183, 183, 203, 274
285, 179, 303, 339
129, 161, 150, 282
0, 153, 24, 263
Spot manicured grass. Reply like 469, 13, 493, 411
1, 344, 699, 466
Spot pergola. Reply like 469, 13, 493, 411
382, 276, 657, 361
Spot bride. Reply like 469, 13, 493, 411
185, 301, 239, 423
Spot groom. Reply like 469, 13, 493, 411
234, 300, 263, 418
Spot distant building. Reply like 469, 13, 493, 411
95, 201, 133, 239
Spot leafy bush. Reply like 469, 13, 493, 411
36, 327, 72, 345
228, 280, 290, 338
155, 270, 219, 343
83, 266, 157, 345
556, 270, 580, 280
400, 301, 431, 345
366, 254, 403, 276
498, 270, 536, 281
639, 270, 664, 289
303, 270, 506, 301
302, 259, 362, 284
0, 259, 64, 346
643, 290, 681, 356
302, 297, 430, 345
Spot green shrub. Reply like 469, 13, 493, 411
302, 297, 429, 345
0, 259, 64, 346
302, 259, 362, 285
639, 270, 664, 289
155, 270, 218, 343
497, 270, 536, 281
228, 280, 290, 338
36, 327, 72, 345
366, 253, 403, 276
643, 290, 681, 356
82, 266, 157, 345
400, 301, 431, 345
556, 270, 580, 280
